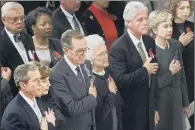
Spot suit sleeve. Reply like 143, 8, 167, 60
49, 73, 97, 117
1, 113, 27, 130
108, 46, 149, 88
179, 48, 189, 107
0, 78, 12, 98
95, 92, 116, 123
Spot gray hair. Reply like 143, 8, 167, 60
123, 1, 148, 27
14, 64, 38, 89
149, 10, 173, 38
85, 34, 105, 61
1, 2, 24, 17
61, 29, 85, 49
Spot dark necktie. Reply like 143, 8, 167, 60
75, 66, 85, 86
73, 16, 81, 32
13, 33, 23, 42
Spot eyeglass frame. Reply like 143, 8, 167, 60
3, 15, 25, 24
65, 46, 90, 56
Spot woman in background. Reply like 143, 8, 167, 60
26, 7, 63, 67
164, 1, 194, 128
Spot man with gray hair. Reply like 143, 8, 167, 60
49, 29, 97, 130
1, 2, 39, 96
108, 1, 159, 130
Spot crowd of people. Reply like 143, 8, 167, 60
0, 1, 194, 130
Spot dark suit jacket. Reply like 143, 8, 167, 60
49, 57, 97, 130
108, 32, 157, 130
0, 29, 39, 96
172, 20, 194, 103
1, 94, 42, 130
51, 7, 88, 39
44, 38, 64, 68
0, 78, 13, 120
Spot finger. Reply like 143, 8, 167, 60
147, 57, 152, 63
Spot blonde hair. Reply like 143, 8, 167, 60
164, 0, 194, 17
149, 10, 173, 38
28, 61, 52, 79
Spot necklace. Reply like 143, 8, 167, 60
34, 43, 48, 49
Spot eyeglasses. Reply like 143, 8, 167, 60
4, 16, 25, 24
68, 47, 90, 55
96, 51, 108, 58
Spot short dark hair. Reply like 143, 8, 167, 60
25, 7, 52, 35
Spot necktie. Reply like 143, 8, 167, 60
75, 66, 86, 86
33, 101, 42, 122
137, 41, 146, 63
73, 16, 81, 32
13, 33, 23, 42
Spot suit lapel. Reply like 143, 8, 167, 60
124, 32, 143, 66
2, 29, 24, 64
58, 7, 72, 29
18, 94, 40, 130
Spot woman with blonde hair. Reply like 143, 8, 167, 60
149, 10, 189, 130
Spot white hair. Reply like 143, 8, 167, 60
123, 1, 148, 27
85, 34, 105, 61
1, 2, 24, 17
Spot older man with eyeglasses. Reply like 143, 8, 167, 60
0, 2, 39, 97
49, 29, 97, 130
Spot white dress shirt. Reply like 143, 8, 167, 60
60, 6, 85, 35
19, 91, 42, 122
5, 28, 29, 63
127, 29, 149, 61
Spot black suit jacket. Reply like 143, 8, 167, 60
172, 20, 194, 103
1, 94, 42, 130
108, 32, 157, 130
49, 57, 97, 130
0, 29, 39, 96
43, 38, 64, 68
51, 7, 88, 39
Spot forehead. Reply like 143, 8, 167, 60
134, 10, 148, 19
72, 38, 87, 49
178, 1, 190, 7
158, 20, 172, 26
6, 8, 24, 17
36, 15, 51, 22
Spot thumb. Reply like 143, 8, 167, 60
147, 57, 152, 63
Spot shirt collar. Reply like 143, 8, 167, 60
5, 27, 14, 39
64, 55, 78, 70
19, 91, 36, 108
127, 29, 143, 46
60, 5, 75, 19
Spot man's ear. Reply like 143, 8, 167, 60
19, 82, 26, 90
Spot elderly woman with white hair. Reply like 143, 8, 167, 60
85, 34, 122, 130
149, 10, 189, 130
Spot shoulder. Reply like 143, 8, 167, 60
83, 9, 93, 17
168, 39, 182, 49
48, 38, 61, 46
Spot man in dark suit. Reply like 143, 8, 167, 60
49, 30, 97, 130
51, 0, 88, 39
1, 64, 55, 130
108, 1, 159, 130
0, 2, 39, 96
